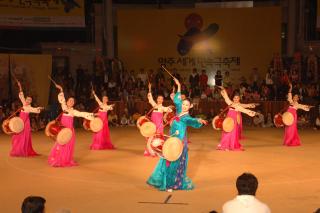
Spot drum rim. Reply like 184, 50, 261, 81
56, 127, 73, 145
282, 111, 294, 126
139, 121, 156, 137
162, 137, 183, 162
222, 117, 234, 133
8, 117, 24, 133
90, 117, 103, 132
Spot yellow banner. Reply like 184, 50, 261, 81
10, 54, 52, 106
118, 7, 281, 85
0, 0, 84, 27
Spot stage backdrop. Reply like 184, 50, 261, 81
0, 0, 85, 27
10, 54, 52, 106
118, 7, 281, 85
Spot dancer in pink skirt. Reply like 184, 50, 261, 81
144, 83, 173, 156
10, 81, 44, 157
217, 87, 258, 151
90, 90, 115, 150
48, 84, 94, 167
283, 83, 313, 146
237, 103, 259, 140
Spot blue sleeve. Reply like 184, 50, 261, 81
186, 116, 202, 129
174, 92, 182, 114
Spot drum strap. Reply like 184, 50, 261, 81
218, 106, 230, 117
7, 107, 23, 120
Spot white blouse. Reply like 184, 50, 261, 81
147, 92, 172, 113
58, 92, 94, 120
287, 93, 310, 111
93, 94, 113, 112
19, 92, 41, 114
221, 90, 256, 117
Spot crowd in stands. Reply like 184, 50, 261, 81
0, 53, 319, 132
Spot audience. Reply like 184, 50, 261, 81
21, 196, 46, 213
222, 173, 271, 213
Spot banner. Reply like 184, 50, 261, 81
0, 0, 85, 27
10, 54, 52, 106
118, 7, 281, 85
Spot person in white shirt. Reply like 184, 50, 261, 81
222, 173, 271, 213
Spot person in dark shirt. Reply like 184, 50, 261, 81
215, 70, 223, 86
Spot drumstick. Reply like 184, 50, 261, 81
11, 71, 20, 84
47, 75, 58, 87
161, 65, 175, 79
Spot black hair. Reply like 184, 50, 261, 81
21, 196, 46, 213
236, 173, 258, 196
232, 89, 241, 99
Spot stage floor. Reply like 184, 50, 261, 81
0, 126, 319, 213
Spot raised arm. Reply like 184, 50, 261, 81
28, 106, 42, 114
287, 83, 294, 104
93, 91, 103, 106
297, 104, 312, 111
186, 116, 207, 128
17, 81, 27, 105
220, 87, 233, 105
147, 83, 157, 107
240, 103, 258, 109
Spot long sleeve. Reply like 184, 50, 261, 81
296, 104, 310, 111
287, 92, 293, 104
174, 92, 182, 114
186, 116, 203, 128
240, 103, 256, 108
221, 89, 233, 106
94, 93, 103, 106
19, 91, 27, 106
163, 106, 173, 113
147, 92, 157, 108
28, 106, 41, 114
58, 92, 68, 111
73, 110, 94, 120
236, 105, 256, 117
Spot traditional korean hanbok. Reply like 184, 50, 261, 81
90, 94, 114, 150
10, 91, 42, 157
217, 90, 256, 151
283, 92, 310, 146
48, 92, 93, 167
147, 92, 203, 191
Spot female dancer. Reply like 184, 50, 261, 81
48, 84, 94, 167
217, 87, 257, 151
90, 90, 115, 150
144, 83, 173, 156
147, 78, 207, 191
283, 83, 313, 146
10, 81, 43, 157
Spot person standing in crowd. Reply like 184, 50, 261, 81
222, 173, 271, 213
283, 83, 313, 146
10, 81, 44, 157
144, 83, 173, 156
147, 77, 207, 191
217, 87, 257, 151
215, 70, 223, 86
90, 90, 115, 150
223, 70, 232, 87
48, 84, 94, 167
189, 68, 199, 88
199, 69, 208, 90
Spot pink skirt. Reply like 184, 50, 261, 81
10, 112, 39, 157
217, 109, 243, 151
283, 107, 300, 146
144, 111, 163, 157
48, 115, 77, 167
90, 111, 114, 150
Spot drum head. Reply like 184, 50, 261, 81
56, 128, 73, 145
282, 112, 294, 126
212, 116, 222, 130
90, 117, 103, 132
136, 116, 146, 128
222, 117, 234, 133
9, 117, 24, 134
162, 137, 183, 162
139, 122, 156, 137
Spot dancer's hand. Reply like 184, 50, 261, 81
17, 81, 22, 92
148, 82, 151, 92
198, 118, 208, 125
55, 84, 63, 92
38, 107, 45, 111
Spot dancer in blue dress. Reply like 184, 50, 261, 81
147, 78, 207, 191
